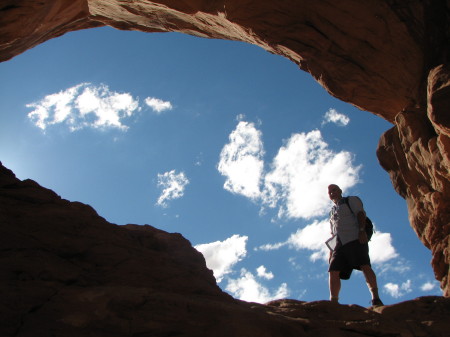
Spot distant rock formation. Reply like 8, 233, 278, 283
0, 0, 449, 297
1, 161, 449, 336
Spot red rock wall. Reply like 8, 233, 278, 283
0, 0, 449, 295
378, 64, 450, 297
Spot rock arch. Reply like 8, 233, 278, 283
1, 0, 449, 295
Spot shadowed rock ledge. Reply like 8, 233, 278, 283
1, 162, 449, 336
0, 0, 449, 301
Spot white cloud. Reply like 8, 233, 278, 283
256, 265, 274, 280
262, 130, 361, 219
322, 108, 350, 126
286, 219, 331, 262
226, 268, 289, 303
195, 235, 248, 283
27, 83, 140, 131
369, 231, 398, 264
258, 220, 398, 266
384, 280, 412, 298
421, 282, 437, 292
156, 170, 189, 207
256, 219, 331, 262
218, 120, 361, 220
257, 242, 287, 251
217, 121, 265, 199
145, 97, 173, 113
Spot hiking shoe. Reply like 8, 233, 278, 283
330, 297, 339, 304
371, 298, 384, 307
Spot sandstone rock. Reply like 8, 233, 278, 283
1, 161, 450, 336
0, 0, 429, 121
0, 0, 449, 302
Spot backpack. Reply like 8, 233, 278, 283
343, 196, 374, 241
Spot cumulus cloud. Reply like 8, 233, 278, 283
420, 282, 438, 292
384, 280, 412, 298
256, 265, 274, 280
257, 219, 330, 262
145, 97, 173, 113
262, 130, 361, 219
226, 268, 289, 303
217, 121, 265, 199
156, 170, 189, 207
218, 120, 361, 220
322, 108, 350, 126
368, 231, 398, 264
286, 220, 331, 262
195, 235, 248, 282
27, 83, 140, 131
195, 236, 288, 303
26, 83, 174, 132
258, 220, 398, 265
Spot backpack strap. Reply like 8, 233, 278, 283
344, 196, 374, 240
343, 196, 353, 213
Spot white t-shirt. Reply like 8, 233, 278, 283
330, 196, 365, 246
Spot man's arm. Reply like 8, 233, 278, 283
348, 196, 368, 244
357, 211, 368, 244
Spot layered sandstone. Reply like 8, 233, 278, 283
0, 0, 449, 297
1, 161, 449, 336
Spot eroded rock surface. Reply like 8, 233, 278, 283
1, 161, 449, 336
0, 0, 449, 296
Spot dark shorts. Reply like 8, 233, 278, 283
328, 239, 371, 275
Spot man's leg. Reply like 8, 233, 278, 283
329, 271, 341, 303
360, 265, 381, 301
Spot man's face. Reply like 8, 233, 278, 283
328, 184, 342, 202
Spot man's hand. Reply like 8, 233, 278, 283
358, 231, 368, 244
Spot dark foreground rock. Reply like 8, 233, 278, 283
1, 162, 449, 336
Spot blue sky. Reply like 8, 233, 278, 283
0, 27, 442, 306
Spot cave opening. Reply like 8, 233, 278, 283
0, 25, 441, 306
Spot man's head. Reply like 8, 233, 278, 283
328, 184, 342, 203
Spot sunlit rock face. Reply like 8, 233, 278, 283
0, 0, 425, 120
377, 65, 450, 297
1, 161, 450, 336
0, 1, 449, 295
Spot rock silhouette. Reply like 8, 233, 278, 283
1, 161, 449, 336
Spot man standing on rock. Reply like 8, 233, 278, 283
327, 184, 384, 306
